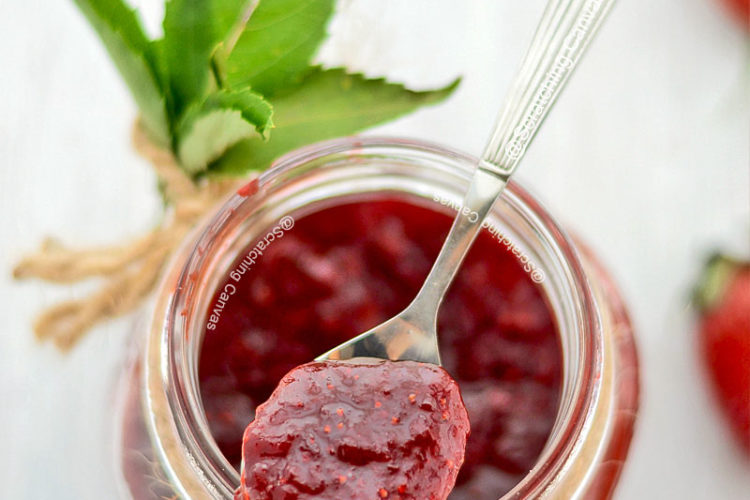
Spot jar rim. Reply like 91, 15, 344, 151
151, 136, 603, 499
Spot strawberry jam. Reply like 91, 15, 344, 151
199, 197, 562, 499
235, 360, 470, 500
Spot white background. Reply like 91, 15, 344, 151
1, 0, 749, 498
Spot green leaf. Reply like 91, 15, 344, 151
212, 0, 254, 38
177, 88, 273, 173
162, 0, 251, 115
211, 68, 460, 176
150, 38, 174, 122
73, 0, 169, 145
224, 0, 335, 97
209, 88, 275, 137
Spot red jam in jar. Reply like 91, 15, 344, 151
199, 198, 562, 499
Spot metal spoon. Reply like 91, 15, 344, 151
317, 0, 616, 365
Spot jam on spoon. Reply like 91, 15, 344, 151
234, 359, 470, 500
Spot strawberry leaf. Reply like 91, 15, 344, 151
210, 68, 460, 176
73, 0, 169, 145
162, 0, 252, 115
223, 0, 335, 97
693, 253, 743, 312
177, 88, 272, 173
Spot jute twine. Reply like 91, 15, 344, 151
13, 122, 246, 351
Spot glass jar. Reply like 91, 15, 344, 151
114, 137, 639, 499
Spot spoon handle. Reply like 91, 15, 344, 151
481, 0, 616, 178
407, 0, 616, 320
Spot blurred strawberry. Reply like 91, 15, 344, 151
720, 0, 750, 30
694, 253, 750, 455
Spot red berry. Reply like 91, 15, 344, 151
695, 253, 750, 454
719, 0, 750, 30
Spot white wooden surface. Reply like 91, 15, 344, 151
1, 1, 748, 498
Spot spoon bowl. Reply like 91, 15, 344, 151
317, 306, 442, 365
